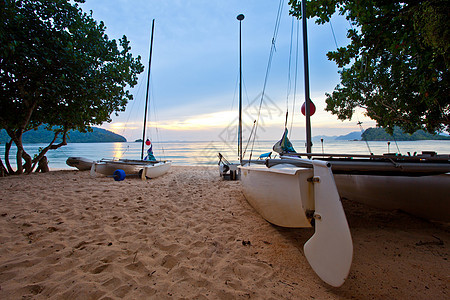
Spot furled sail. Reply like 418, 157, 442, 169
144, 145, 157, 161
273, 128, 296, 154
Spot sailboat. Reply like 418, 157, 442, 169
218, 14, 245, 180
237, 1, 449, 288
90, 19, 171, 180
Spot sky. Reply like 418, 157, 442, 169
79, 0, 376, 142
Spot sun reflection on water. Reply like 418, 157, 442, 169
112, 142, 129, 159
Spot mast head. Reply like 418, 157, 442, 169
237, 14, 245, 21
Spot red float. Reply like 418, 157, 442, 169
301, 101, 316, 116
145, 139, 151, 146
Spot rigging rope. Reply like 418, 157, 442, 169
390, 130, 401, 154
148, 78, 168, 160
243, 120, 257, 158
119, 71, 146, 138
286, 17, 295, 127
248, 0, 284, 162
329, 19, 339, 48
289, 17, 300, 137
357, 120, 373, 155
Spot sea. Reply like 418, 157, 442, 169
1, 140, 449, 170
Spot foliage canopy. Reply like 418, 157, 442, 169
0, 0, 143, 174
289, 0, 449, 134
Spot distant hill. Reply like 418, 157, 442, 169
335, 131, 362, 141
313, 128, 449, 141
312, 135, 338, 141
313, 131, 362, 141
362, 127, 450, 141
0, 126, 126, 143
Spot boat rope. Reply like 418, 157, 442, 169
389, 130, 401, 154
243, 120, 257, 159
329, 19, 339, 49
285, 17, 295, 127
248, 0, 284, 162
114, 145, 130, 160
147, 77, 170, 161
393, 137, 401, 154
240, 69, 251, 159
288, 16, 300, 138
220, 53, 250, 159
121, 71, 146, 138
357, 120, 373, 155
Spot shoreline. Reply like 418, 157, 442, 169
1, 139, 449, 172
0, 167, 448, 299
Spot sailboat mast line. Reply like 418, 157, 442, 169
141, 19, 155, 160
329, 19, 339, 48
249, 0, 284, 162
149, 86, 167, 159
289, 17, 300, 138
238, 15, 243, 163
285, 17, 295, 128
302, 0, 312, 153
357, 120, 373, 155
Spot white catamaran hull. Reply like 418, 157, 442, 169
144, 161, 172, 178
91, 160, 171, 179
239, 163, 314, 227
238, 160, 353, 287
334, 173, 450, 222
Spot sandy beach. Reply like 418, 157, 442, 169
0, 166, 448, 299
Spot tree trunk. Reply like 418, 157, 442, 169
16, 145, 24, 174
4, 99, 37, 174
31, 129, 67, 172
13, 137, 32, 174
36, 156, 49, 173
22, 151, 32, 173
4, 140, 15, 174
0, 158, 7, 177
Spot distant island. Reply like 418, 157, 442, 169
336, 131, 363, 141
0, 126, 126, 143
315, 127, 449, 141
362, 127, 450, 141
313, 131, 362, 141
2, 125, 448, 144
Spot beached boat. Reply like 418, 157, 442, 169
240, 146, 450, 287
335, 172, 450, 221
236, 2, 354, 287
90, 158, 171, 179
90, 19, 171, 180
239, 157, 353, 287
237, 1, 449, 287
265, 153, 450, 222
66, 156, 94, 171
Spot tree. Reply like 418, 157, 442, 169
0, 0, 144, 175
289, 0, 449, 134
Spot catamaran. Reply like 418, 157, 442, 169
236, 1, 449, 288
89, 19, 171, 180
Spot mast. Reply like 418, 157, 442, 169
141, 19, 155, 160
237, 14, 245, 163
302, 0, 312, 153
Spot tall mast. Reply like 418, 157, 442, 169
302, 0, 312, 153
141, 19, 155, 160
237, 14, 245, 163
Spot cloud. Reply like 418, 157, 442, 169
85, 1, 374, 142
